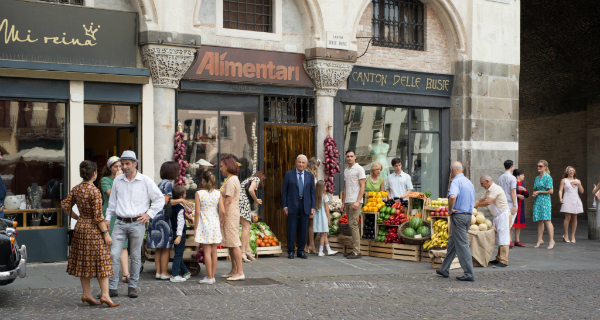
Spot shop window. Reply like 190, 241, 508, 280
223, 0, 273, 33
177, 110, 258, 190
35, 0, 84, 5
352, 106, 363, 122
263, 96, 315, 124
84, 104, 137, 125
0, 100, 66, 229
372, 0, 425, 51
343, 104, 440, 197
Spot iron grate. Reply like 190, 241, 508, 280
226, 278, 283, 287
335, 281, 375, 289
181, 289, 223, 295
443, 287, 502, 293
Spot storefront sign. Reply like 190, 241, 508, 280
326, 32, 350, 50
348, 66, 454, 97
0, 0, 137, 68
184, 46, 314, 87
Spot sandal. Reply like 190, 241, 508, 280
121, 274, 130, 283
547, 241, 555, 250
534, 240, 544, 248
562, 235, 570, 243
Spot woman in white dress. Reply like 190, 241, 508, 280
559, 166, 584, 243
194, 171, 223, 284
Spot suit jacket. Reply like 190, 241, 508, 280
282, 169, 315, 215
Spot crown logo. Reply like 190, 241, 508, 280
83, 22, 101, 40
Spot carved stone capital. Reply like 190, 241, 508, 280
303, 60, 354, 97
141, 45, 196, 89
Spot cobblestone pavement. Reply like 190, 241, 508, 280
1, 269, 599, 319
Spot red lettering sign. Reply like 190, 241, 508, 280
183, 46, 314, 87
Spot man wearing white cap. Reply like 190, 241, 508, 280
104, 151, 165, 298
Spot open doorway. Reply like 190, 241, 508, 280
83, 104, 138, 170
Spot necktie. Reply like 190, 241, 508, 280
298, 172, 304, 196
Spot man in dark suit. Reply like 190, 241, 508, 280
282, 154, 315, 259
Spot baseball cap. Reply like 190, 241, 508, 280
120, 150, 137, 161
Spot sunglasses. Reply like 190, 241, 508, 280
537, 165, 544, 168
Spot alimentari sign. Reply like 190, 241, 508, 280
0, 0, 137, 68
184, 46, 314, 87
348, 66, 454, 97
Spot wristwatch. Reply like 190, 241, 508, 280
101, 230, 109, 234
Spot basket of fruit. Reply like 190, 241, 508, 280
398, 217, 431, 245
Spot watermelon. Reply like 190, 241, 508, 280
417, 226, 430, 237
403, 227, 417, 238
409, 217, 423, 230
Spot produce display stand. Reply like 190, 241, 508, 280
255, 241, 283, 258
407, 197, 431, 216
391, 243, 421, 261
430, 215, 451, 235
328, 235, 347, 253
361, 211, 379, 240
359, 239, 370, 255
369, 241, 393, 259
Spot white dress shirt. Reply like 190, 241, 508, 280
386, 171, 413, 198
105, 171, 165, 221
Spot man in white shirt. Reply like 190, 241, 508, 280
343, 150, 366, 259
497, 160, 518, 243
386, 158, 413, 199
104, 151, 164, 298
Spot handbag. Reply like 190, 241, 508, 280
67, 208, 74, 247
163, 199, 173, 220
245, 182, 255, 205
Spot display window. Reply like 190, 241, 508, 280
0, 100, 67, 229
343, 104, 441, 198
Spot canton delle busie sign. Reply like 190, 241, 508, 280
0, 0, 137, 68
348, 66, 454, 97
184, 46, 314, 87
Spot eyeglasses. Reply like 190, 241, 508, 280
537, 165, 544, 168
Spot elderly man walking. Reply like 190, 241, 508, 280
475, 175, 511, 268
436, 161, 476, 281
282, 155, 315, 259
104, 151, 165, 298
343, 150, 366, 259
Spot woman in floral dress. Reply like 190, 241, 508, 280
219, 156, 244, 281
195, 171, 222, 284
62, 160, 118, 308
532, 160, 555, 249
239, 171, 265, 262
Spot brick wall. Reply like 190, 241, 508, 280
355, 4, 451, 74
519, 111, 588, 219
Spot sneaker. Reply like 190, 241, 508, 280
327, 250, 338, 256
211, 278, 216, 284
160, 274, 170, 280
199, 277, 213, 284
318, 252, 325, 257
346, 252, 362, 259
493, 262, 508, 268
183, 272, 192, 280
170, 275, 186, 283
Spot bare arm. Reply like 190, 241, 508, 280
474, 197, 494, 208
218, 195, 226, 225
194, 192, 200, 231
400, 189, 413, 199
577, 179, 584, 194
558, 180, 565, 202
380, 181, 385, 192
105, 189, 111, 196
248, 181, 261, 203
510, 188, 518, 213
593, 183, 600, 195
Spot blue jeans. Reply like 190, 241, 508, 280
171, 236, 189, 276
109, 220, 145, 290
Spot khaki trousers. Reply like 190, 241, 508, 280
344, 203, 361, 254
495, 245, 509, 265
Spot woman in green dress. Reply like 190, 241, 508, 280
366, 162, 385, 193
532, 160, 555, 250
99, 156, 130, 282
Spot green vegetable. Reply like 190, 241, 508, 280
424, 190, 432, 198
249, 241, 257, 254
331, 212, 341, 219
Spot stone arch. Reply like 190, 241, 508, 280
290, 0, 326, 47
131, 0, 158, 30
351, 0, 467, 61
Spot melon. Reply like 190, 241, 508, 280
476, 214, 486, 224
403, 227, 417, 238
479, 223, 488, 231
418, 226, 430, 237
469, 225, 479, 231
485, 219, 493, 228
472, 209, 478, 215
409, 217, 423, 230
471, 215, 477, 225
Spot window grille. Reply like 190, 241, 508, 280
37, 0, 84, 5
224, 0, 273, 33
372, 0, 425, 51
263, 96, 315, 124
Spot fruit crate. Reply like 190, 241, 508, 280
361, 212, 378, 241
407, 197, 430, 216
420, 248, 431, 263
255, 241, 283, 258
391, 243, 420, 262
217, 248, 230, 259
328, 235, 347, 253
360, 239, 370, 255
369, 241, 393, 259
430, 216, 452, 236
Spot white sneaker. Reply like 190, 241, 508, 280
199, 277, 213, 284
160, 274, 170, 280
327, 250, 338, 256
183, 272, 191, 280
211, 278, 216, 284
155, 273, 161, 279
170, 275, 186, 282
318, 252, 325, 257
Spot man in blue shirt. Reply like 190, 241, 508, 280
436, 161, 476, 281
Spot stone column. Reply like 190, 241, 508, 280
304, 60, 353, 180
141, 45, 195, 181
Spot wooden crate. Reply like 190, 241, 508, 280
361, 212, 378, 242
328, 235, 347, 252
217, 248, 230, 259
360, 239, 370, 255
407, 197, 430, 216
369, 242, 393, 258
430, 216, 451, 236
391, 243, 420, 262
420, 248, 431, 263
431, 256, 460, 270
255, 241, 283, 258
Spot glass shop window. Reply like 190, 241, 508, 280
0, 100, 66, 229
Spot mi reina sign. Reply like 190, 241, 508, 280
184, 46, 314, 87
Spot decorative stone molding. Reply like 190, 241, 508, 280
304, 60, 354, 96
141, 45, 196, 89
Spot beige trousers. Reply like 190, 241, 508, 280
495, 245, 509, 265
344, 203, 361, 254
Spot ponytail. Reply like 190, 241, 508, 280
539, 160, 550, 174
202, 170, 216, 191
